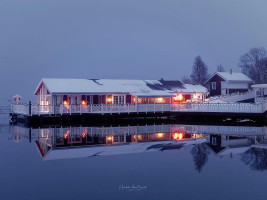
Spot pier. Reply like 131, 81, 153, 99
9, 102, 267, 125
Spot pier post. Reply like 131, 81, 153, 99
29, 101, 32, 116
29, 128, 32, 143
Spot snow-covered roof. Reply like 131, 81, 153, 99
207, 72, 252, 82
35, 78, 208, 96
175, 84, 207, 93
251, 84, 267, 89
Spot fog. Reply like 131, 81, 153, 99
0, 0, 267, 104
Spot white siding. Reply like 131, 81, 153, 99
221, 81, 249, 90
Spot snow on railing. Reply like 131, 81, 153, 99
10, 102, 267, 116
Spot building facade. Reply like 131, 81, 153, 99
206, 72, 252, 97
34, 78, 208, 112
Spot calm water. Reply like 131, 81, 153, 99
1, 116, 267, 200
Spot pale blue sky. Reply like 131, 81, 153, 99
0, 0, 267, 103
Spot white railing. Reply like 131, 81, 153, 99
31, 104, 53, 116
0, 105, 10, 114
11, 104, 29, 115
137, 103, 170, 113
209, 90, 254, 103
11, 102, 267, 116
171, 103, 264, 113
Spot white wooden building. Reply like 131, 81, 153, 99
206, 71, 252, 96
34, 78, 208, 109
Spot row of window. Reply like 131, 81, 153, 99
55, 95, 125, 105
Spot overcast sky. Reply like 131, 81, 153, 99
0, 0, 267, 103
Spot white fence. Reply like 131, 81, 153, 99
209, 90, 254, 103
0, 105, 10, 114
10, 102, 267, 116
171, 103, 265, 113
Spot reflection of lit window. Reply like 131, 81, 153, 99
173, 133, 184, 140
157, 133, 163, 138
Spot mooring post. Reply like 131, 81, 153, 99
29, 101, 32, 116
29, 127, 32, 143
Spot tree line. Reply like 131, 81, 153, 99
182, 47, 267, 85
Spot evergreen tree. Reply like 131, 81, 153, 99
190, 56, 209, 86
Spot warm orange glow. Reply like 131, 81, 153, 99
177, 94, 183, 101
64, 133, 68, 139
173, 133, 184, 140
81, 100, 86, 105
107, 136, 112, 141
178, 133, 183, 140
157, 98, 163, 102
82, 133, 86, 138
63, 100, 68, 105
173, 94, 184, 102
157, 133, 163, 138
107, 98, 112, 103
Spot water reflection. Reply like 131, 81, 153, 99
241, 148, 267, 171
9, 124, 267, 172
191, 143, 210, 173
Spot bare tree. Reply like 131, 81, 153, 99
182, 75, 191, 84
190, 56, 209, 86
239, 47, 267, 83
217, 64, 225, 72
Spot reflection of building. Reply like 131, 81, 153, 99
10, 124, 267, 161
31, 124, 207, 160
207, 134, 252, 156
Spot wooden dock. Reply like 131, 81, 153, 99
8, 102, 267, 125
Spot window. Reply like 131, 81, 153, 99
211, 137, 217, 145
211, 82, 216, 90
113, 135, 125, 143
56, 96, 62, 106
113, 95, 125, 104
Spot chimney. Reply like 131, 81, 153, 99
230, 69, 232, 74
160, 78, 164, 81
